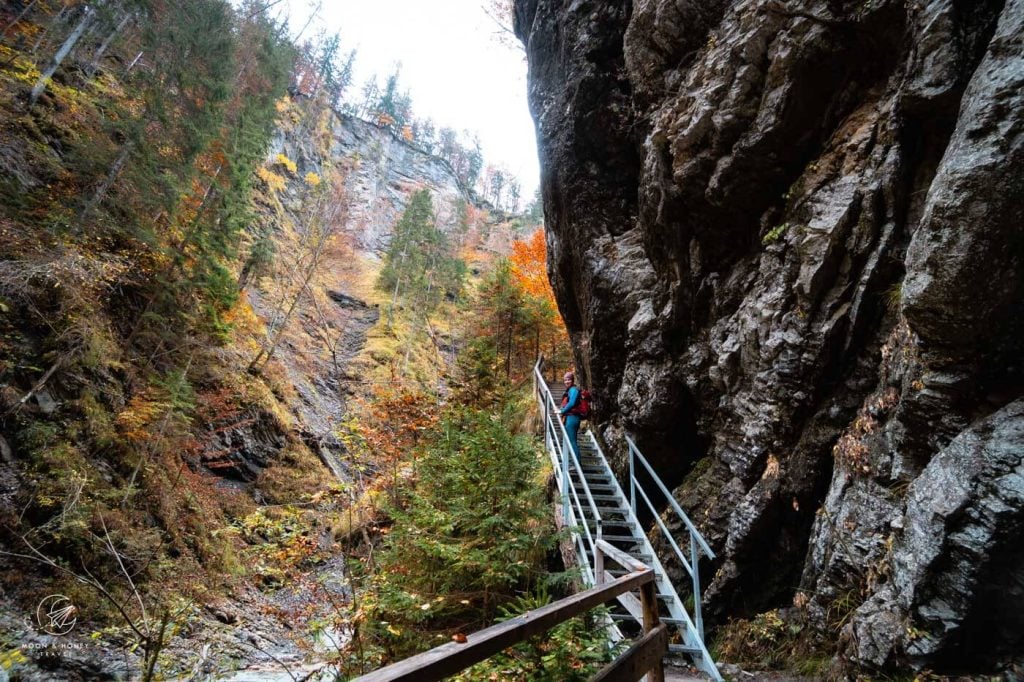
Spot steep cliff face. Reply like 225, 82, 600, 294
516, 0, 1023, 673
233, 103, 477, 484
271, 112, 471, 254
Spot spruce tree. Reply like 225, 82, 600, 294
377, 189, 464, 324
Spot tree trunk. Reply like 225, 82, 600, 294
86, 11, 132, 78
505, 309, 514, 378
78, 137, 133, 226
30, 3, 71, 58
30, 5, 95, 106
125, 49, 143, 72
387, 249, 406, 327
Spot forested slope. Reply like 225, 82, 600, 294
0, 2, 553, 678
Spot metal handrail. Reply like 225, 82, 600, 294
634, 481, 694, 576
626, 434, 715, 640
626, 436, 715, 558
533, 361, 602, 561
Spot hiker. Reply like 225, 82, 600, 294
559, 371, 583, 460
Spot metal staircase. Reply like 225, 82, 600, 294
533, 361, 722, 681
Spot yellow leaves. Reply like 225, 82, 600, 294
401, 125, 414, 142
117, 392, 168, 444
220, 300, 260, 333
275, 153, 297, 174
1, 648, 27, 670
304, 171, 321, 186
257, 167, 287, 193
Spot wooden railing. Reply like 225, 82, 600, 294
354, 539, 667, 682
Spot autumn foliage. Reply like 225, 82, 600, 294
458, 227, 568, 386
510, 227, 556, 307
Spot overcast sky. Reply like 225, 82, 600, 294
279, 0, 540, 197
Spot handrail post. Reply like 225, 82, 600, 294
543, 399, 550, 452
595, 540, 604, 585
691, 529, 704, 641
629, 444, 636, 519
640, 579, 665, 682
561, 430, 570, 524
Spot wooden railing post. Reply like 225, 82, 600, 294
640, 580, 665, 682
595, 538, 605, 585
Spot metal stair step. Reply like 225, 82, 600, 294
608, 613, 639, 623
570, 471, 611, 480
595, 506, 630, 516
668, 643, 702, 656
588, 494, 627, 503
624, 589, 675, 602
578, 506, 630, 520
588, 546, 653, 561
585, 519, 636, 530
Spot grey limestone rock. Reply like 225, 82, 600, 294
516, 0, 1023, 672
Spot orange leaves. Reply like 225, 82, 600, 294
510, 228, 555, 306
356, 388, 440, 469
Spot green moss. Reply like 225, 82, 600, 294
762, 222, 789, 246
683, 456, 713, 486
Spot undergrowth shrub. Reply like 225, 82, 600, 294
712, 608, 831, 678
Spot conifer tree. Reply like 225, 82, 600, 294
377, 189, 465, 326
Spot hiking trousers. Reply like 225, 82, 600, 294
564, 415, 582, 460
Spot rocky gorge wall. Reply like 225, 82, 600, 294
515, 0, 1023, 674
272, 111, 471, 255
216, 102, 476, 486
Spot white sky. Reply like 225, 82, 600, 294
280, 0, 540, 198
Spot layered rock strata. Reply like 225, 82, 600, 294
515, 0, 1023, 671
